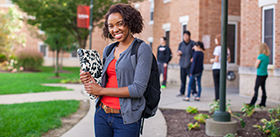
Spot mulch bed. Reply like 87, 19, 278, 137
161, 109, 278, 137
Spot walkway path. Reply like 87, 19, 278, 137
0, 84, 279, 137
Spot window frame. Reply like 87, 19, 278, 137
149, 0, 154, 25
262, 5, 275, 65
38, 42, 48, 58
181, 23, 187, 41
227, 22, 238, 64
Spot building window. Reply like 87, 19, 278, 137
71, 50, 77, 58
227, 23, 237, 64
262, 5, 274, 64
39, 43, 47, 57
179, 15, 189, 41
148, 0, 154, 25
151, 11, 154, 21
162, 23, 171, 46
165, 31, 170, 46
182, 24, 187, 41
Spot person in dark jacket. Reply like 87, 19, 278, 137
157, 37, 172, 89
183, 41, 205, 101
176, 30, 197, 97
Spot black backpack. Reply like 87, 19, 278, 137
104, 39, 161, 134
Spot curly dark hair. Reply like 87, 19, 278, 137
102, 3, 144, 40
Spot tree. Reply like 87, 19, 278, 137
44, 28, 75, 77
0, 7, 25, 56
11, 0, 142, 49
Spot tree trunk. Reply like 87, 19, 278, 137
78, 37, 88, 49
60, 50, 64, 70
52, 50, 55, 68
55, 49, 60, 77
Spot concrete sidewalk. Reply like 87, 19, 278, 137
0, 83, 279, 137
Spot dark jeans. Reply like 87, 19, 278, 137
180, 67, 196, 95
94, 106, 141, 137
158, 62, 168, 86
213, 69, 220, 101
187, 73, 202, 98
253, 75, 268, 99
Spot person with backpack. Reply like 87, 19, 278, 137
79, 3, 160, 137
157, 37, 172, 89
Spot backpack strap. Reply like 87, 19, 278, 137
103, 42, 119, 64
130, 39, 143, 69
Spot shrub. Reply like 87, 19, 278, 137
241, 103, 257, 117
0, 54, 7, 62
253, 117, 280, 137
268, 106, 280, 120
16, 49, 44, 71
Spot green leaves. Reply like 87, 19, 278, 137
186, 106, 198, 114
194, 113, 209, 124
253, 117, 280, 137
0, 7, 25, 55
187, 122, 200, 131
11, 0, 143, 49
241, 103, 257, 117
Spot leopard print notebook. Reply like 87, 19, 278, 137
77, 49, 103, 99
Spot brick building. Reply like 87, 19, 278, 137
239, 0, 280, 102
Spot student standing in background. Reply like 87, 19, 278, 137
183, 41, 205, 101
157, 37, 172, 89
247, 43, 270, 107
176, 30, 197, 97
210, 34, 230, 101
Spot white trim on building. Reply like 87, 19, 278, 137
258, 0, 278, 7
148, 37, 153, 43
134, 3, 140, 10
179, 15, 189, 41
163, 0, 171, 4
162, 23, 171, 31
228, 15, 240, 22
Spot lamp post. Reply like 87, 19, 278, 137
89, 0, 93, 50
213, 0, 231, 122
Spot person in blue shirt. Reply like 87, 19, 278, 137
157, 37, 172, 89
247, 43, 270, 107
183, 41, 205, 101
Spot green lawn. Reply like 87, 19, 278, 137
0, 66, 80, 95
0, 100, 80, 137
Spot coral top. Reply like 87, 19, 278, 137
100, 59, 120, 110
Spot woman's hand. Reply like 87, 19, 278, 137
84, 76, 103, 96
79, 69, 92, 84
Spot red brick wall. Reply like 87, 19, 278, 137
275, 3, 280, 67
240, 0, 262, 67
240, 0, 280, 68
153, 0, 171, 56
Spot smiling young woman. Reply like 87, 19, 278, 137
79, 3, 152, 137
